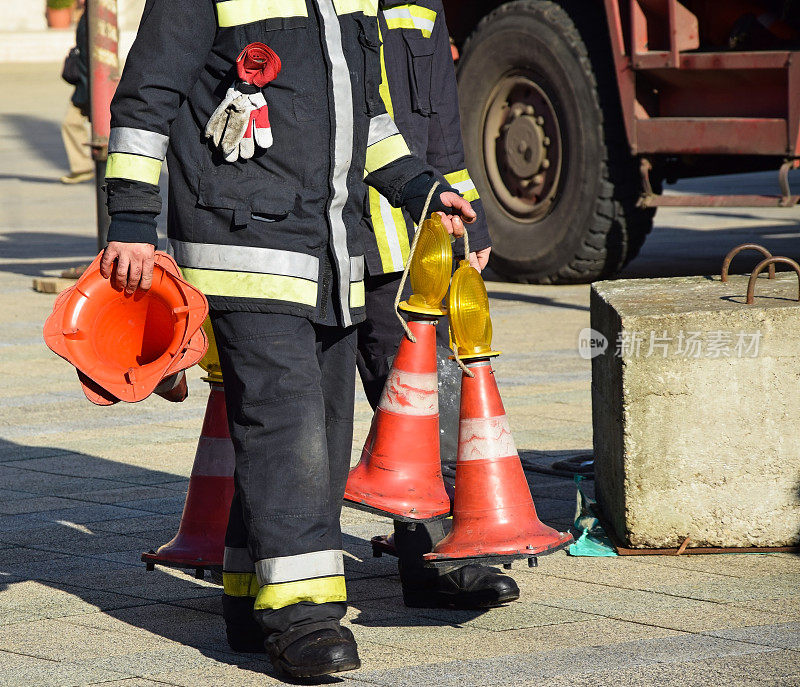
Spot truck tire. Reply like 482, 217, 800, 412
457, 0, 654, 284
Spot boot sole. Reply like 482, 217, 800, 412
275, 657, 361, 678
404, 588, 520, 609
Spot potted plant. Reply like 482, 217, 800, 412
46, 0, 75, 29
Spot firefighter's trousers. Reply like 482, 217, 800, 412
212, 311, 356, 651
356, 272, 461, 587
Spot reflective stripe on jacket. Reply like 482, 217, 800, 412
106, 0, 432, 325
362, 0, 490, 276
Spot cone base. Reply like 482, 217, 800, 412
140, 533, 225, 569
423, 531, 573, 565
343, 496, 450, 523
141, 551, 221, 578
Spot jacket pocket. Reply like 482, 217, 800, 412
356, 15, 382, 115
403, 33, 435, 116
198, 167, 299, 227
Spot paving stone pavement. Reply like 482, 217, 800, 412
1, 63, 800, 686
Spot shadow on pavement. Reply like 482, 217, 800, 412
621, 223, 800, 280
0, 114, 71, 170
0, 231, 97, 277
486, 290, 589, 312
3, 437, 565, 681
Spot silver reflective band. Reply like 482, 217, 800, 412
452, 178, 476, 194
255, 549, 345, 585
224, 546, 255, 573
367, 113, 400, 147
169, 239, 319, 282
350, 255, 365, 282
108, 127, 170, 160
316, 0, 354, 327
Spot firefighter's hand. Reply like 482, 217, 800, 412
100, 242, 156, 295
436, 191, 476, 238
469, 247, 492, 272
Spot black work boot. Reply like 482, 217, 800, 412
222, 595, 266, 653
267, 624, 361, 678
402, 563, 520, 609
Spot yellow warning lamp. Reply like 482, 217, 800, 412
198, 318, 224, 384
400, 214, 453, 317
448, 261, 501, 360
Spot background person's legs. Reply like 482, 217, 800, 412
60, 103, 93, 183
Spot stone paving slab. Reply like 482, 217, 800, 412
1, 62, 799, 685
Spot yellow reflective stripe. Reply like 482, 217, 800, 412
365, 134, 410, 174
215, 0, 308, 27
383, 5, 436, 37
446, 170, 481, 203
223, 572, 259, 598
462, 187, 480, 203
254, 575, 347, 611
368, 186, 408, 273
369, 187, 396, 271
350, 280, 365, 308
333, 0, 377, 15
181, 268, 318, 306
105, 153, 162, 185
444, 169, 471, 186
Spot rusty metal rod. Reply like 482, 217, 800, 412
746, 257, 800, 304
721, 244, 775, 282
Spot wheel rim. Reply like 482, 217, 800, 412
482, 72, 563, 222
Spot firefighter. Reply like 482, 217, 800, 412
98, 0, 475, 678
357, 0, 521, 609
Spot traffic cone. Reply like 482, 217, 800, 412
344, 318, 450, 521
142, 381, 235, 576
424, 360, 573, 567
44, 251, 208, 405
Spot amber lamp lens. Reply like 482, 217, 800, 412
449, 261, 493, 357
407, 214, 453, 313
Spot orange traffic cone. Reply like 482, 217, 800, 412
344, 318, 450, 521
44, 251, 208, 405
424, 360, 572, 567
142, 382, 235, 576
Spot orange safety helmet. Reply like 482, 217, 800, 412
44, 251, 209, 405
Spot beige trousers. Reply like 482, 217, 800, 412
61, 103, 93, 175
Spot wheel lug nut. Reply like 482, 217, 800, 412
536, 116, 545, 125
542, 159, 551, 170
543, 136, 551, 146
532, 174, 544, 185
524, 105, 535, 115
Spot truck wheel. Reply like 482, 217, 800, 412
457, 0, 653, 283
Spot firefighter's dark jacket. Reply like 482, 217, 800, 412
105, 0, 441, 327
363, 0, 490, 277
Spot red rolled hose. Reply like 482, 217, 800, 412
237, 42, 282, 88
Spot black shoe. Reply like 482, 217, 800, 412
223, 595, 266, 653
268, 626, 361, 678
403, 564, 520, 609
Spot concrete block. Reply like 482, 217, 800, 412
591, 274, 800, 548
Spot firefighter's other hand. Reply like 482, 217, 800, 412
469, 247, 492, 272
100, 242, 156, 295
436, 192, 476, 238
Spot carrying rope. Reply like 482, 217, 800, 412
393, 182, 440, 343
392, 182, 475, 377
449, 201, 473, 377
